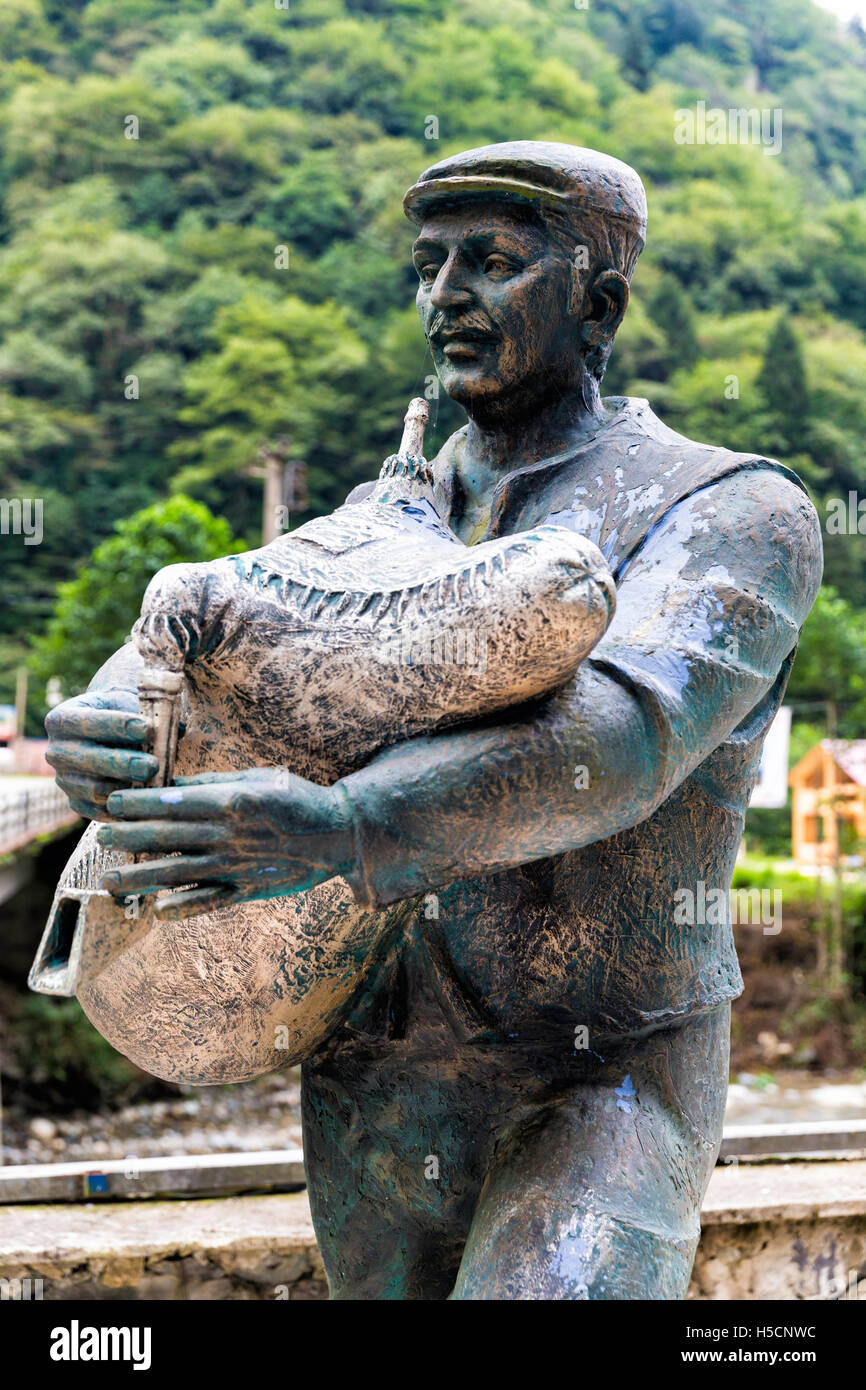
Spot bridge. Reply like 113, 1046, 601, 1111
0, 776, 79, 906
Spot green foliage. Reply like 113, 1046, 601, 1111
733, 856, 866, 921
1, 0, 866, 703
31, 495, 241, 698
786, 586, 866, 735
756, 314, 809, 456
171, 293, 368, 510
734, 855, 866, 997
646, 274, 699, 376
13, 995, 141, 1108
743, 803, 791, 860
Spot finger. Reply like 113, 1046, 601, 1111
100, 856, 226, 896
96, 821, 230, 854
56, 773, 124, 808
46, 707, 153, 747
154, 886, 239, 920
47, 742, 159, 784
107, 785, 225, 820
173, 771, 256, 787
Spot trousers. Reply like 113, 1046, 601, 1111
302, 1003, 729, 1299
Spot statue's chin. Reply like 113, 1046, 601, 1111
437, 356, 582, 425
442, 376, 546, 430
437, 368, 517, 419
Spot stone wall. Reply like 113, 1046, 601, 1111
2, 1160, 865, 1301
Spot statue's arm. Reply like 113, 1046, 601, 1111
338, 466, 823, 909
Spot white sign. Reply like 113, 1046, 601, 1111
750, 706, 792, 809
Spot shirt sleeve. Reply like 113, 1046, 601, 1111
338, 465, 823, 909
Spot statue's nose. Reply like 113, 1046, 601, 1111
430, 253, 473, 311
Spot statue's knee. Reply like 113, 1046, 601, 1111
453, 1201, 700, 1300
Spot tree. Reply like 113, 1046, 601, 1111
787, 586, 866, 738
621, 16, 653, 92
259, 150, 355, 256
756, 314, 810, 457
1, 0, 866, 733
647, 274, 699, 376
31, 495, 241, 698
170, 293, 368, 518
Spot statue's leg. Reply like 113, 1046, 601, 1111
300, 1040, 500, 1301
451, 1005, 730, 1300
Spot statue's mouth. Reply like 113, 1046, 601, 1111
436, 330, 498, 361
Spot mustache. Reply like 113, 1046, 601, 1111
426, 309, 498, 341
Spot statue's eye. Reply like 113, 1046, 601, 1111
417, 262, 439, 284
482, 255, 515, 277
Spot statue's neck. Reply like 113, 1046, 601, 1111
456, 386, 604, 513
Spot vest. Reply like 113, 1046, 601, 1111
338, 398, 816, 1046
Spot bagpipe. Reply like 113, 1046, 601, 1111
29, 400, 615, 1080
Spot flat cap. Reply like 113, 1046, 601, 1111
403, 140, 647, 241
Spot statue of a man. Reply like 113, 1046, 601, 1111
46, 143, 822, 1300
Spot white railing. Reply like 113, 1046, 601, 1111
0, 782, 78, 854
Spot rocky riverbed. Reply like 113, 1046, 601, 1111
4, 1068, 866, 1169
725, 1070, 866, 1126
1, 1070, 303, 1167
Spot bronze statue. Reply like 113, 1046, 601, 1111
38, 143, 822, 1300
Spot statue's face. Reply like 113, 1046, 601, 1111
413, 200, 578, 424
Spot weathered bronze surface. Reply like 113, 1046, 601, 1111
32, 411, 615, 1065
38, 142, 823, 1299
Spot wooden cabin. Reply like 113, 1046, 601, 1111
789, 740, 866, 867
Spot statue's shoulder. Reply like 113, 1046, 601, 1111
612, 394, 815, 503
597, 397, 821, 575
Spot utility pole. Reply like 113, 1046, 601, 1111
825, 699, 846, 998
14, 666, 27, 740
261, 447, 285, 546
249, 438, 307, 545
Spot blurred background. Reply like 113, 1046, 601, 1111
1, 0, 866, 1167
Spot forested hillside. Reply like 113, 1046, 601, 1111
2, 0, 866, 731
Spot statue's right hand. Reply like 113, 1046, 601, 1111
45, 689, 159, 821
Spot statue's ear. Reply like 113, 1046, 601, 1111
578, 268, 629, 346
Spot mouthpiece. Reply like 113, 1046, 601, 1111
398, 397, 429, 459
137, 666, 184, 786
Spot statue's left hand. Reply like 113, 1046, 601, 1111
94, 769, 356, 918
